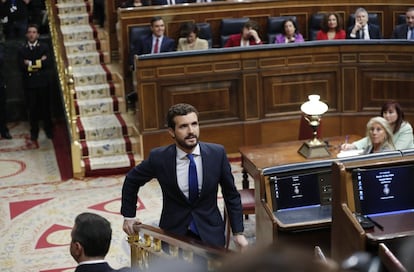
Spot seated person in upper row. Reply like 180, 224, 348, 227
316, 13, 346, 40
132, 16, 175, 56
274, 18, 304, 44
120, 0, 151, 7
347, 7, 382, 39
224, 20, 262, 47
392, 7, 414, 39
342, 101, 414, 151
362, 116, 395, 154
177, 22, 209, 51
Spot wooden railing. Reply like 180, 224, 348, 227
46, 1, 82, 175
128, 224, 229, 271
132, 40, 414, 156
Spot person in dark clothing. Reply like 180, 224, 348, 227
0, 43, 12, 139
93, 0, 105, 28
70, 212, 133, 272
3, 0, 30, 40
18, 23, 53, 141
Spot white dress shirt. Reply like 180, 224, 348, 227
176, 144, 203, 199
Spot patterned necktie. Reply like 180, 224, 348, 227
153, 38, 159, 53
187, 153, 198, 202
410, 28, 414, 40
187, 153, 199, 235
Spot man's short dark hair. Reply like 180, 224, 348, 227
166, 103, 199, 129
27, 24, 40, 32
150, 16, 163, 26
72, 212, 112, 258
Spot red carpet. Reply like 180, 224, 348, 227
52, 120, 73, 180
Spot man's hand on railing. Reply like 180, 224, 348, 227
123, 218, 142, 235
233, 234, 249, 251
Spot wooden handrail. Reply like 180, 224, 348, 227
129, 224, 229, 271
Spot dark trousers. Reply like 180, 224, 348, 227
0, 84, 9, 133
26, 86, 52, 137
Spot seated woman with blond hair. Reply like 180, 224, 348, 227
363, 116, 395, 154
342, 101, 414, 151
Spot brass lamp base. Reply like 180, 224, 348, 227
298, 140, 330, 158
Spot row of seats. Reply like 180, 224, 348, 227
129, 13, 406, 53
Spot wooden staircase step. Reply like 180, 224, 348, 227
56, 2, 89, 15
60, 25, 95, 43
58, 13, 90, 26
71, 65, 110, 86
64, 40, 97, 54
80, 136, 139, 157
75, 113, 135, 141
74, 83, 114, 100
67, 51, 102, 66
75, 97, 126, 116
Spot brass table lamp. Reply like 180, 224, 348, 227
298, 94, 330, 158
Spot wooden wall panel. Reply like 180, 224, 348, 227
133, 42, 414, 157
262, 70, 337, 116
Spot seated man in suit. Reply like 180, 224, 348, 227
391, 7, 414, 39
347, 7, 382, 39
70, 212, 132, 272
132, 16, 175, 56
224, 20, 262, 47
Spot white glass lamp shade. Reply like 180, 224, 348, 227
300, 95, 328, 116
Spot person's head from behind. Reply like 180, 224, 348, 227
381, 101, 404, 134
354, 7, 369, 27
180, 22, 199, 44
70, 212, 112, 263
150, 16, 165, 38
321, 13, 343, 32
218, 243, 338, 272
167, 103, 200, 153
405, 7, 414, 28
26, 24, 40, 43
282, 18, 298, 37
241, 20, 259, 40
365, 116, 394, 151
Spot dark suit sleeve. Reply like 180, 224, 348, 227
391, 24, 407, 39
162, 37, 176, 52
218, 147, 244, 234
369, 24, 382, 39
121, 155, 157, 217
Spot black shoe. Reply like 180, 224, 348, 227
30, 133, 38, 141
45, 130, 54, 139
1, 131, 12, 139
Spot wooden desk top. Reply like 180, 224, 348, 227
365, 212, 414, 243
239, 135, 361, 178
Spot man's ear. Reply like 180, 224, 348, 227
71, 241, 84, 262
168, 128, 175, 138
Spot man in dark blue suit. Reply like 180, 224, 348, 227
134, 16, 175, 55
347, 7, 382, 39
392, 7, 414, 39
121, 103, 248, 249
70, 212, 132, 272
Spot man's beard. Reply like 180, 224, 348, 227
176, 134, 198, 150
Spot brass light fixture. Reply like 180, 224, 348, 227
298, 94, 330, 158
